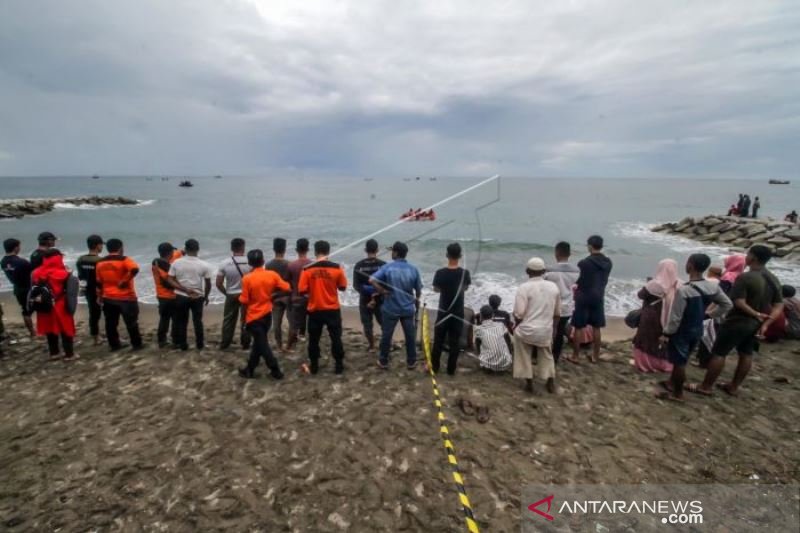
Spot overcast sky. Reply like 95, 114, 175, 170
1, 0, 798, 178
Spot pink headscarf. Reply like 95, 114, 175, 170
645, 259, 681, 328
721, 254, 746, 284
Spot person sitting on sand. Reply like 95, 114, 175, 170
76, 235, 105, 345
656, 254, 732, 401
782, 285, 800, 340
1, 238, 36, 337
32, 250, 78, 361
570, 235, 612, 364
352, 239, 385, 352
238, 249, 290, 380
266, 238, 292, 352
475, 305, 512, 372
168, 239, 213, 351
298, 240, 348, 375
544, 241, 580, 364
287, 238, 312, 350
152, 242, 178, 348
96, 238, 144, 352
512, 257, 560, 394
632, 259, 680, 374
688, 245, 783, 397
370, 241, 422, 370
216, 238, 252, 351
431, 243, 471, 375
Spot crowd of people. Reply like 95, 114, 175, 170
1, 230, 798, 401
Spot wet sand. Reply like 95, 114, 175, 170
1, 298, 798, 531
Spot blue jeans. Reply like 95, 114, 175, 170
379, 312, 417, 366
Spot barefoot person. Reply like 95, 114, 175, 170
2, 238, 36, 337
370, 241, 422, 370
238, 249, 290, 380
298, 240, 348, 375
266, 238, 292, 351
287, 238, 312, 350
570, 235, 612, 363
431, 243, 471, 375
544, 241, 580, 364
96, 238, 144, 352
168, 239, 213, 351
216, 238, 252, 350
688, 245, 783, 397
152, 242, 178, 348
31, 250, 78, 361
351, 239, 385, 352
75, 234, 104, 344
656, 254, 731, 401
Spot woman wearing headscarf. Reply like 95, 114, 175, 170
632, 259, 681, 373
719, 254, 746, 294
31, 250, 77, 361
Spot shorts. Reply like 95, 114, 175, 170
711, 320, 760, 357
14, 288, 32, 317
571, 296, 605, 329
667, 334, 700, 367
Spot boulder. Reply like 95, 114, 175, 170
701, 217, 723, 227
693, 226, 709, 236
745, 226, 768, 239
718, 231, 740, 243
768, 236, 792, 247
732, 238, 752, 248
784, 229, 800, 240
714, 222, 738, 234
768, 226, 791, 236
674, 222, 692, 233
696, 232, 720, 242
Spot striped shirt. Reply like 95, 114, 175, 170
476, 321, 512, 371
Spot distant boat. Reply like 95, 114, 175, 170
161, 177, 169, 181
429, 177, 437, 181
214, 175, 222, 179
403, 177, 411, 182
179, 180, 194, 188
92, 175, 100, 180
769, 179, 790, 185
415, 176, 421, 181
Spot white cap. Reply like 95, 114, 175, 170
527, 257, 546, 271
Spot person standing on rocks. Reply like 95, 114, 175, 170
569, 235, 613, 364
1, 238, 36, 337
75, 235, 105, 345
740, 195, 751, 218
752, 197, 761, 218
688, 245, 783, 397
736, 194, 744, 215
512, 257, 561, 394
96, 238, 144, 352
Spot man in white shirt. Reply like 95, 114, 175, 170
513, 257, 561, 394
168, 239, 213, 351
543, 241, 580, 363
216, 237, 252, 350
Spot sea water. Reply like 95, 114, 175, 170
1, 176, 797, 315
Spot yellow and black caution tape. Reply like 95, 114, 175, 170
421, 306, 480, 533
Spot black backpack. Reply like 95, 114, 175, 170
27, 280, 55, 313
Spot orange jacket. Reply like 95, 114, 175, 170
239, 267, 291, 323
298, 260, 347, 312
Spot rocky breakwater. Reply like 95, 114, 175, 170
0, 196, 140, 219
652, 215, 800, 261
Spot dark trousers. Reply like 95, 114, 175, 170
85, 287, 102, 336
245, 314, 281, 374
103, 299, 142, 349
358, 300, 383, 339
379, 312, 417, 366
307, 309, 345, 364
272, 297, 290, 348
47, 333, 74, 356
288, 297, 308, 341
174, 295, 205, 349
221, 294, 250, 348
432, 314, 464, 375
552, 316, 571, 363
157, 297, 177, 346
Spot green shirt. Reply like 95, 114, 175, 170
725, 269, 782, 328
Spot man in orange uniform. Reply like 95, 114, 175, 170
96, 238, 143, 351
298, 240, 348, 375
238, 249, 291, 380
151, 242, 178, 348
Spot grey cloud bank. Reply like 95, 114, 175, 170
0, 0, 798, 178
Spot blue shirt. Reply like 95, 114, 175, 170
370, 259, 422, 316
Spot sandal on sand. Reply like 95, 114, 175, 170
686, 383, 712, 397
457, 398, 476, 416
716, 382, 738, 397
476, 405, 490, 424
654, 391, 684, 403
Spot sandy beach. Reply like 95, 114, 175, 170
1, 296, 798, 531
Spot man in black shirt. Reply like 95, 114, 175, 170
432, 243, 472, 375
353, 239, 386, 351
570, 235, 612, 363
75, 234, 105, 344
1, 238, 35, 337
30, 232, 56, 270
265, 238, 292, 351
